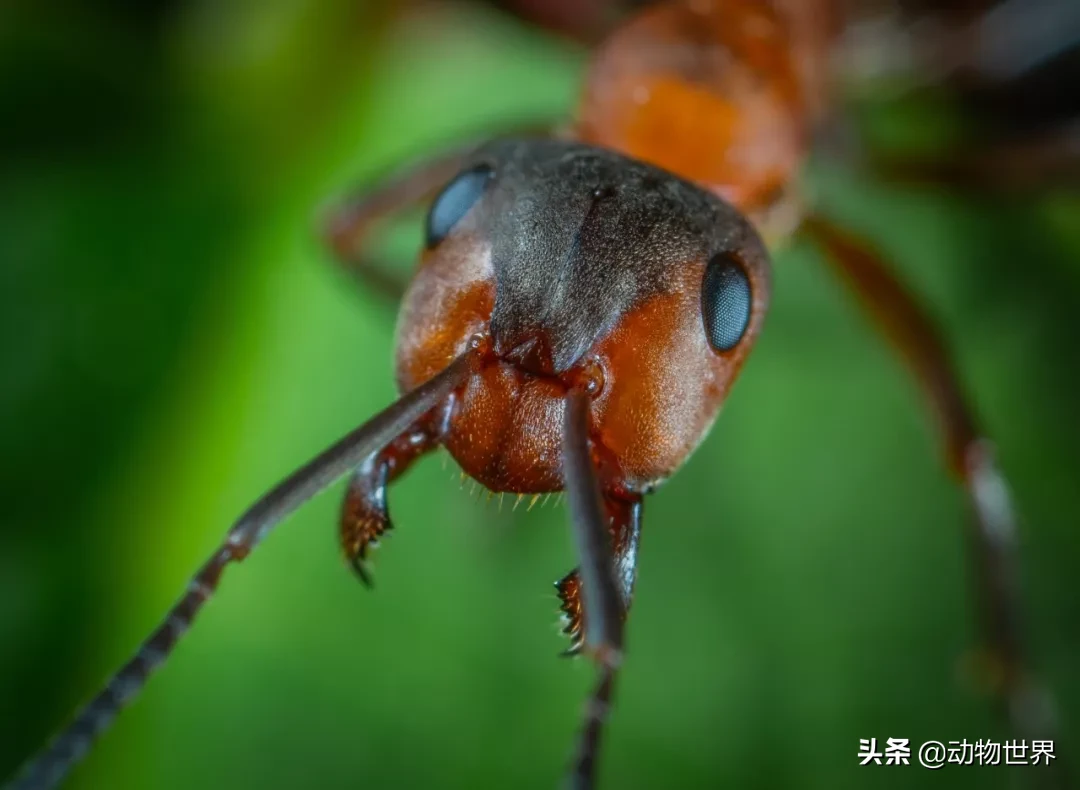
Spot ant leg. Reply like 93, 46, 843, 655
801, 216, 1058, 742
321, 148, 477, 301
340, 417, 445, 586
482, 0, 652, 45
858, 122, 1080, 194
322, 124, 559, 301
4, 353, 475, 790
556, 496, 642, 655
561, 388, 627, 790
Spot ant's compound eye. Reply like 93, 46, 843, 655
425, 164, 494, 247
702, 252, 752, 353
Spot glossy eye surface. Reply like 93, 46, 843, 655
425, 164, 493, 247
702, 253, 752, 352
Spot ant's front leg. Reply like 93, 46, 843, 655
340, 417, 445, 586
556, 495, 642, 655
801, 216, 1059, 747
322, 148, 478, 302
323, 128, 560, 303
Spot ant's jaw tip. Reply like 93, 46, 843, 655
349, 557, 375, 589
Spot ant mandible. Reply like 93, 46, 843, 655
5, 1, 1058, 788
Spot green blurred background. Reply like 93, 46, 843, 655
1, 1, 1078, 788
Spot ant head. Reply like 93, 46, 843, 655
396, 138, 770, 492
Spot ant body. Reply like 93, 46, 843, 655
6, 1, 1066, 788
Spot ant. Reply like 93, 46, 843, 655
5, 1, 1069, 788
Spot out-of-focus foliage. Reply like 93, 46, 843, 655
1, 2, 1077, 789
